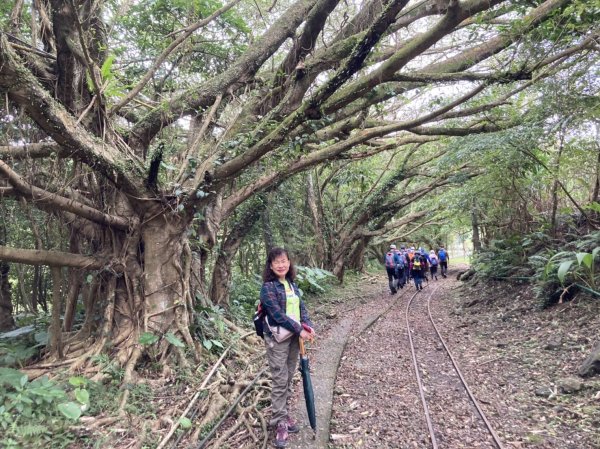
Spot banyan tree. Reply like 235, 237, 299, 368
0, 0, 594, 378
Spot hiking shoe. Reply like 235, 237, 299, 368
287, 416, 299, 434
275, 420, 288, 448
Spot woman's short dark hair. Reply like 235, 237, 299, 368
263, 247, 296, 282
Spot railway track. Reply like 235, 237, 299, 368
405, 282, 505, 449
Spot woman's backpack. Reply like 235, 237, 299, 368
385, 252, 396, 268
253, 302, 265, 338
412, 257, 422, 271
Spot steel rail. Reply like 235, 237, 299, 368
426, 290, 505, 449
405, 281, 505, 449
405, 285, 439, 449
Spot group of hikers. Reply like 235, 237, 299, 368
384, 244, 449, 293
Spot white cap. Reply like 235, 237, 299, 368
390, 244, 397, 249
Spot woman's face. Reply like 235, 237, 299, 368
270, 254, 290, 279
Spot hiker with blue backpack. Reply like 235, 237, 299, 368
384, 244, 401, 294
429, 250, 439, 280
438, 246, 449, 278
396, 247, 408, 289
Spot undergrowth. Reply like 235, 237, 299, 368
471, 230, 600, 307
0, 370, 90, 449
0, 262, 337, 448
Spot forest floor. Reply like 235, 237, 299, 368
51, 265, 600, 449
285, 265, 600, 449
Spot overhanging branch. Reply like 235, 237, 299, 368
0, 33, 145, 196
0, 245, 106, 269
0, 160, 131, 231
0, 142, 64, 159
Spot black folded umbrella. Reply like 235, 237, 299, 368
299, 338, 316, 434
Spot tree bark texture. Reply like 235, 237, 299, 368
471, 202, 482, 252
0, 262, 15, 331
306, 173, 326, 267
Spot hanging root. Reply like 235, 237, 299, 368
122, 346, 142, 384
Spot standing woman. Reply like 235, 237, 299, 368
260, 247, 315, 448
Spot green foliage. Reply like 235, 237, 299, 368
123, 383, 156, 418
229, 274, 262, 315
0, 340, 37, 367
552, 248, 599, 288
295, 266, 335, 295
165, 332, 186, 348
192, 304, 227, 354
90, 354, 125, 384
111, 0, 251, 95
179, 416, 192, 429
0, 369, 90, 448
471, 235, 535, 278
473, 230, 600, 308
0, 321, 49, 367
139, 332, 160, 346
202, 338, 224, 351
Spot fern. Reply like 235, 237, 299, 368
17, 423, 49, 437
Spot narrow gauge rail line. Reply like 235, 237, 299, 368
405, 284, 505, 449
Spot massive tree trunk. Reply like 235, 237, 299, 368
0, 261, 14, 331
471, 201, 482, 252
210, 202, 264, 307
347, 237, 370, 272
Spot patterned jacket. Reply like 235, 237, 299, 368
260, 279, 313, 335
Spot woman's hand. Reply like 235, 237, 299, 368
300, 326, 315, 342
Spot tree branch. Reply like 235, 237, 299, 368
203, 0, 412, 183
0, 160, 131, 231
127, 0, 320, 151
0, 245, 105, 269
0, 142, 64, 159
0, 33, 146, 196
111, 0, 243, 117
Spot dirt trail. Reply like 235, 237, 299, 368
286, 268, 600, 449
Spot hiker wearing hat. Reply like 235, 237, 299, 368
407, 247, 415, 280
429, 250, 439, 280
396, 247, 408, 289
384, 244, 401, 294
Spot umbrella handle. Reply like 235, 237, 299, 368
299, 337, 306, 356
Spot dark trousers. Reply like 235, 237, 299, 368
430, 265, 438, 278
413, 270, 423, 288
386, 267, 397, 293
396, 267, 406, 288
440, 261, 448, 276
